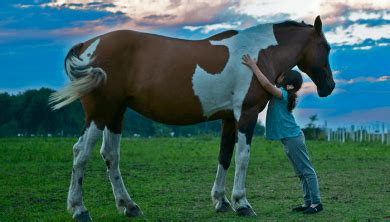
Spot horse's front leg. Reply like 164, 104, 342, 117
231, 115, 257, 216
211, 118, 236, 212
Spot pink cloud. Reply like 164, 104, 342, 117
327, 107, 390, 124
298, 82, 317, 96
336, 75, 390, 84
42, 0, 236, 27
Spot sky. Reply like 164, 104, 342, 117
0, 0, 389, 127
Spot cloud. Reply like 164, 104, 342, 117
228, 0, 390, 49
352, 45, 373, 50
336, 75, 390, 84
183, 22, 241, 34
6, 0, 389, 49
297, 82, 348, 96
233, 0, 321, 22
42, 0, 236, 27
348, 11, 383, 21
326, 107, 390, 124
296, 75, 389, 96
298, 82, 318, 96
326, 23, 390, 46
314, 0, 390, 25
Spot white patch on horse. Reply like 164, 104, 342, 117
68, 121, 102, 215
211, 164, 228, 205
232, 132, 251, 209
192, 24, 277, 120
100, 127, 138, 212
80, 38, 100, 61
65, 38, 101, 81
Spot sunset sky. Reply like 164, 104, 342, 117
0, 0, 389, 127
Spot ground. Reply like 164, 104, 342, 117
0, 137, 389, 221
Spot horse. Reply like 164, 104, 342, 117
50, 16, 335, 221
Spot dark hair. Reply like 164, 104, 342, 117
281, 70, 303, 112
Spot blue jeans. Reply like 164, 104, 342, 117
281, 134, 321, 205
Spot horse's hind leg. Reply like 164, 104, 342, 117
100, 127, 143, 217
211, 118, 236, 212
68, 122, 102, 221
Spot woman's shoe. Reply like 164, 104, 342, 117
292, 205, 310, 212
303, 203, 323, 214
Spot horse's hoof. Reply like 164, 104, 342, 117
236, 206, 257, 217
124, 205, 143, 217
73, 211, 93, 222
216, 200, 233, 213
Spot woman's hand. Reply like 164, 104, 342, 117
242, 54, 257, 69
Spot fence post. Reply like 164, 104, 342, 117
381, 123, 385, 145
386, 125, 390, 145
386, 124, 390, 145
342, 128, 345, 143
327, 128, 331, 142
337, 129, 340, 142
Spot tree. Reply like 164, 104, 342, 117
307, 114, 318, 128
0, 88, 266, 137
303, 114, 324, 140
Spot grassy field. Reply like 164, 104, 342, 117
0, 137, 389, 221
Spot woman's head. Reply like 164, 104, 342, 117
277, 70, 303, 92
277, 70, 303, 112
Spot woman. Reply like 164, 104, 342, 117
242, 54, 323, 214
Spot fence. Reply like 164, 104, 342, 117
325, 122, 390, 145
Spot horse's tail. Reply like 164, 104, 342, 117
49, 41, 107, 110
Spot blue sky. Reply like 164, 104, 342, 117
0, 0, 389, 127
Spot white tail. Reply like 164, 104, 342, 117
49, 39, 107, 110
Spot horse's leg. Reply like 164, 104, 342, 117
231, 114, 258, 216
211, 118, 237, 212
100, 128, 143, 217
68, 122, 102, 221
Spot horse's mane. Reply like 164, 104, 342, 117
276, 20, 313, 28
241, 20, 313, 34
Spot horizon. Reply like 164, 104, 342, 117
0, 0, 389, 127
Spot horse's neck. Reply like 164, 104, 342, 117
265, 44, 303, 82
258, 25, 310, 83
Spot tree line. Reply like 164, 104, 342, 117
0, 88, 265, 137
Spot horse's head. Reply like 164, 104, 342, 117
297, 16, 335, 97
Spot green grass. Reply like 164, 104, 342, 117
0, 137, 389, 221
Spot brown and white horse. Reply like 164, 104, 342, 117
51, 16, 335, 220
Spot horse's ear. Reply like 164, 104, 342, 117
314, 15, 322, 34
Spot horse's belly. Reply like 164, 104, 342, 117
127, 76, 208, 125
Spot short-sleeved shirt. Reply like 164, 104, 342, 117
265, 87, 302, 140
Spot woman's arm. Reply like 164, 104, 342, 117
242, 54, 282, 99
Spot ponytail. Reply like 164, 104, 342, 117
281, 70, 303, 112
287, 90, 298, 112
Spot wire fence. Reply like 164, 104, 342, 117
325, 122, 389, 145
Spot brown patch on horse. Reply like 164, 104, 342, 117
196, 30, 238, 74
218, 118, 237, 170
195, 41, 230, 74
